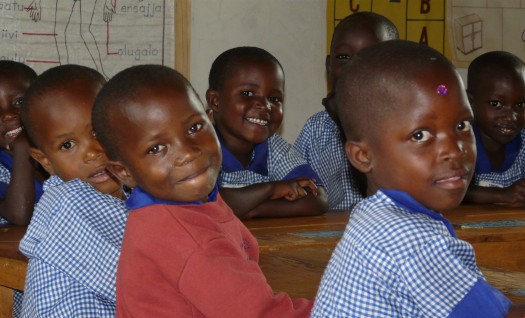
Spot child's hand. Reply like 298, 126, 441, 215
9, 130, 31, 154
502, 179, 525, 206
270, 178, 318, 201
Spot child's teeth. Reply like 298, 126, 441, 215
5, 127, 22, 137
247, 117, 268, 126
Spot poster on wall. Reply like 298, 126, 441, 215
0, 0, 175, 78
327, 0, 525, 69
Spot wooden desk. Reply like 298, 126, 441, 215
0, 225, 27, 318
245, 205, 525, 304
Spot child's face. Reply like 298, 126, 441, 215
109, 87, 222, 203
209, 58, 284, 147
359, 68, 476, 211
327, 26, 382, 90
469, 66, 525, 147
0, 71, 31, 149
31, 82, 121, 197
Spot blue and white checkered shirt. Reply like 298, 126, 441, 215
473, 128, 525, 188
0, 150, 44, 225
293, 110, 362, 210
312, 189, 511, 317
19, 176, 128, 317
218, 133, 322, 187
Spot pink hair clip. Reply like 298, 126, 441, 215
437, 84, 448, 95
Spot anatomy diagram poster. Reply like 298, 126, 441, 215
0, 0, 175, 78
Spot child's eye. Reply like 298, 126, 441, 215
188, 122, 203, 134
267, 96, 282, 104
13, 98, 23, 108
60, 140, 76, 151
489, 100, 502, 108
336, 54, 352, 61
457, 120, 472, 132
515, 102, 525, 109
147, 145, 165, 154
240, 91, 254, 97
411, 130, 431, 142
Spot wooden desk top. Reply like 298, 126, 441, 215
245, 204, 525, 302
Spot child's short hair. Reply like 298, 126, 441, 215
21, 64, 105, 147
208, 46, 284, 91
0, 60, 37, 79
337, 39, 455, 141
467, 51, 525, 92
92, 64, 202, 161
331, 12, 399, 51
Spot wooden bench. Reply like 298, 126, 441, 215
0, 225, 27, 318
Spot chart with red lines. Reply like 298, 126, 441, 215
0, 0, 174, 78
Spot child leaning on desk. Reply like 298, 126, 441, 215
205, 46, 328, 219
92, 64, 313, 317
311, 40, 524, 317
18, 65, 128, 317
293, 11, 398, 210
0, 61, 46, 226
462, 51, 525, 206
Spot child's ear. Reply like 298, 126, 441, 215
345, 140, 372, 174
30, 148, 55, 175
106, 161, 137, 189
205, 89, 220, 113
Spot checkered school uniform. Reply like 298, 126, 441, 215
312, 189, 511, 318
472, 127, 525, 188
19, 176, 127, 317
294, 110, 362, 210
218, 132, 322, 187
0, 150, 43, 225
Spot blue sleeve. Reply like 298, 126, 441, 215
0, 181, 8, 199
448, 278, 511, 318
283, 164, 323, 186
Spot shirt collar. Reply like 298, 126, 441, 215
216, 129, 269, 175
126, 184, 219, 210
382, 189, 457, 237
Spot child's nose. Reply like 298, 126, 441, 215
0, 108, 18, 123
173, 139, 201, 167
440, 136, 465, 161
85, 139, 104, 162
254, 97, 271, 111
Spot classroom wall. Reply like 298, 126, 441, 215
190, 0, 328, 143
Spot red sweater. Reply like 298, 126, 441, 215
116, 194, 312, 317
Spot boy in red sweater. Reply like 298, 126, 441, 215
92, 64, 312, 317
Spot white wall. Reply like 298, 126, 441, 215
190, 0, 328, 143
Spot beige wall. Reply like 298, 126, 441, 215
190, 0, 328, 143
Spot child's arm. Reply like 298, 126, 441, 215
463, 180, 525, 206
0, 132, 40, 225
220, 178, 328, 219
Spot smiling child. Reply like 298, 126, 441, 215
206, 46, 328, 219
312, 40, 515, 317
92, 64, 313, 317
463, 51, 525, 205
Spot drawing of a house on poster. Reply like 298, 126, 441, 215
448, 0, 525, 68
0, 1, 175, 78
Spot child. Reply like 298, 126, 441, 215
312, 40, 517, 317
293, 12, 399, 209
206, 46, 328, 219
18, 65, 127, 317
92, 64, 313, 317
463, 51, 525, 205
0, 61, 45, 225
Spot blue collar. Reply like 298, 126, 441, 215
217, 130, 269, 175
382, 189, 457, 237
474, 125, 521, 174
126, 184, 219, 210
